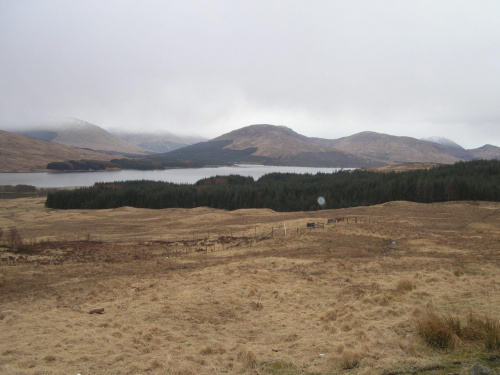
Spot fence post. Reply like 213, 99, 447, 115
284, 222, 287, 236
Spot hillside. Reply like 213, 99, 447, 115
312, 131, 463, 164
0, 130, 116, 172
112, 131, 205, 153
160, 125, 383, 168
421, 136, 464, 149
23, 123, 500, 172
17, 119, 149, 156
468, 144, 500, 160
158, 125, 498, 168
214, 125, 315, 157
1, 198, 499, 374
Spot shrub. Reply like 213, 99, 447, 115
416, 310, 458, 349
463, 313, 500, 350
417, 309, 500, 350
7, 227, 23, 251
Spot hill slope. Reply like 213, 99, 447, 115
159, 125, 491, 168
17, 119, 149, 156
468, 144, 500, 160
421, 136, 464, 149
0, 130, 116, 172
312, 131, 464, 164
112, 131, 205, 153
160, 125, 383, 168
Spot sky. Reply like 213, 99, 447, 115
1, 1, 500, 149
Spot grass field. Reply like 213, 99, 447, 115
0, 198, 499, 374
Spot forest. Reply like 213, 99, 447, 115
45, 160, 500, 211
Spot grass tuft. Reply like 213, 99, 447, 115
237, 349, 258, 370
261, 360, 300, 374
417, 309, 500, 350
339, 350, 361, 370
463, 313, 500, 350
250, 301, 264, 310
396, 279, 416, 292
416, 309, 458, 349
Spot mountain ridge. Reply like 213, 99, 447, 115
3, 121, 500, 172
0, 130, 117, 172
16, 118, 149, 156
111, 130, 207, 153
157, 125, 500, 168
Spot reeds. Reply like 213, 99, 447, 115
416, 309, 500, 350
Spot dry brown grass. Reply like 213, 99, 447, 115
396, 278, 416, 292
0, 198, 499, 374
417, 309, 500, 351
0, 130, 117, 172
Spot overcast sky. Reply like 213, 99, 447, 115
1, 1, 500, 148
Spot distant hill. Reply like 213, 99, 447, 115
468, 144, 500, 160
157, 125, 384, 168
310, 131, 466, 164
112, 131, 206, 153
421, 136, 464, 149
16, 122, 499, 172
154, 125, 499, 168
17, 119, 149, 156
0, 130, 116, 172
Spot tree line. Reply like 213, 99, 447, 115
45, 160, 500, 211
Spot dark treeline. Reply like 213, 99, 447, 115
47, 158, 214, 171
45, 160, 500, 211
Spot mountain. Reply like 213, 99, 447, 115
154, 125, 500, 169
421, 136, 464, 149
112, 131, 206, 153
468, 144, 500, 160
213, 125, 316, 157
16, 118, 149, 156
155, 125, 385, 168
0, 130, 115, 172
311, 131, 464, 164
11, 122, 498, 172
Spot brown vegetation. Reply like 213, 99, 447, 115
369, 162, 443, 173
0, 130, 117, 172
0, 198, 499, 374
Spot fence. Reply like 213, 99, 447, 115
0, 216, 383, 266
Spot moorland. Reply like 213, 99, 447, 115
0, 197, 499, 374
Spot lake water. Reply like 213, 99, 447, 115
0, 165, 346, 188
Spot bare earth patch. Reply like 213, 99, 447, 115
0, 198, 499, 374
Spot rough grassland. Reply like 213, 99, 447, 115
0, 198, 499, 375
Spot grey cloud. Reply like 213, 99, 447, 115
1, 0, 500, 148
